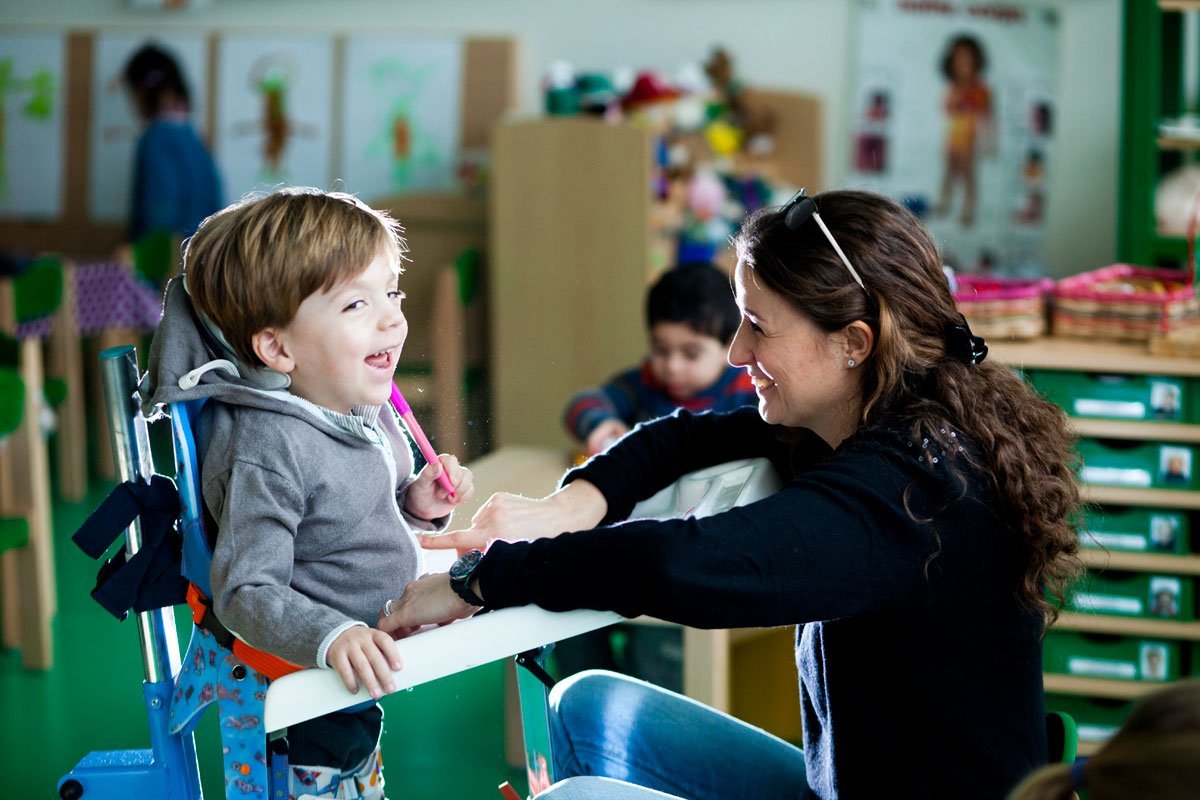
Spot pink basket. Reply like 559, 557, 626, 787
1052, 264, 1200, 342
953, 274, 1053, 340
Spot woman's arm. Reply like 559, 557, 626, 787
384, 435, 948, 635
568, 407, 796, 525
419, 407, 808, 554
420, 478, 608, 554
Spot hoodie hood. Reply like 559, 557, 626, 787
142, 277, 378, 443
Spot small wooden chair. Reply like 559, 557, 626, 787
0, 306, 55, 669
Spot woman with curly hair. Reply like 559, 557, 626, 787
379, 189, 1083, 799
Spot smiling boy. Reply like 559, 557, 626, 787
144, 188, 472, 800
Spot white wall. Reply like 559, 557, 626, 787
2, 0, 1120, 276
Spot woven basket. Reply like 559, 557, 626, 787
1052, 264, 1200, 343
953, 275, 1053, 340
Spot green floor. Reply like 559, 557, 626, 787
1, 479, 524, 798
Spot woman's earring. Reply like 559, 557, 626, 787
847, 359, 857, 368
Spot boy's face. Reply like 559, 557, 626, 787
259, 251, 407, 413
648, 321, 728, 400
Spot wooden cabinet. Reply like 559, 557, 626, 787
488, 98, 823, 450
995, 338, 1200, 754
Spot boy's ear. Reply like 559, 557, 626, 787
251, 328, 295, 374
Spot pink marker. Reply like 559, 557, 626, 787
390, 383, 456, 499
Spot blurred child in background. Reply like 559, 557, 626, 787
559, 261, 755, 690
564, 262, 755, 455
122, 43, 222, 244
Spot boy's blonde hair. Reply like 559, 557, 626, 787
184, 187, 407, 366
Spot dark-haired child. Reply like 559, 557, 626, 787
564, 262, 756, 455
559, 262, 756, 690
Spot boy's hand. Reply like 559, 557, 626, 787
586, 420, 628, 454
326, 626, 403, 698
405, 454, 474, 521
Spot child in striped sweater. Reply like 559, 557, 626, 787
564, 262, 756, 456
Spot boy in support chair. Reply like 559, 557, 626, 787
559, 262, 756, 691
142, 188, 473, 799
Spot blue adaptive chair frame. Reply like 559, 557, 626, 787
59, 344, 612, 800
58, 344, 834, 799
60, 346, 297, 799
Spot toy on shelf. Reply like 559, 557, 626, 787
703, 48, 776, 157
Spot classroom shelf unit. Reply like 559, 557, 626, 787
1119, 0, 1200, 267
996, 337, 1200, 751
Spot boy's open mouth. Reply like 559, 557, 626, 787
750, 375, 774, 391
365, 348, 396, 370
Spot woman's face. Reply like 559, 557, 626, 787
728, 260, 859, 440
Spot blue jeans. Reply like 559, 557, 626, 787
535, 670, 811, 800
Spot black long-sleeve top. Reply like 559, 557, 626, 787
476, 408, 1048, 799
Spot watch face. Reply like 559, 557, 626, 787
450, 549, 482, 581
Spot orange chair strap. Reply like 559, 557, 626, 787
185, 582, 303, 681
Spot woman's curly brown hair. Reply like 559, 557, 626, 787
734, 190, 1082, 628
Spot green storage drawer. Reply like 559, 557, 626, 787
1068, 571, 1194, 620
1078, 507, 1190, 554
1076, 439, 1198, 490
1029, 370, 1189, 422
1045, 632, 1180, 682
1044, 694, 1133, 745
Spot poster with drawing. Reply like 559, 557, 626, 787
89, 33, 209, 223
215, 34, 333, 198
0, 32, 65, 218
340, 36, 462, 199
848, 1, 1058, 276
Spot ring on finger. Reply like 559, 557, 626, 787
383, 599, 394, 617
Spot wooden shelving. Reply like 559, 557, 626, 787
1160, 0, 1200, 12
1083, 485, 1200, 510
1158, 135, 1200, 150
993, 339, 1200, 729
1043, 674, 1165, 700
991, 338, 1200, 378
1054, 611, 1200, 640
1079, 549, 1200, 576
1070, 418, 1200, 444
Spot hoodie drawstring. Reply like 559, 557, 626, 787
179, 359, 241, 390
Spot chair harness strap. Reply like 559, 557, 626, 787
185, 583, 304, 681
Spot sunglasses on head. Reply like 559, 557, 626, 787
780, 188, 868, 292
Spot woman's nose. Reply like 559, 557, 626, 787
727, 329, 749, 367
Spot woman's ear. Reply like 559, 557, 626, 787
252, 328, 295, 374
844, 320, 874, 365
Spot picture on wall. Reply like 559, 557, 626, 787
340, 36, 463, 200
88, 32, 209, 223
848, 1, 1059, 276
0, 32, 65, 219
215, 34, 333, 197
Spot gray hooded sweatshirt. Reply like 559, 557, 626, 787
144, 278, 444, 669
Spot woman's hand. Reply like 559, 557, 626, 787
404, 455, 475, 522
418, 480, 608, 555
376, 573, 477, 638
586, 419, 629, 455
326, 625, 403, 697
